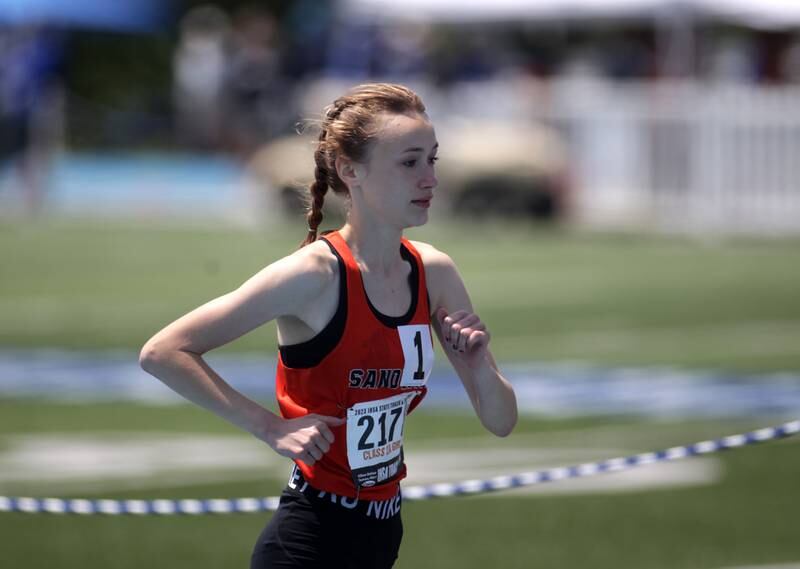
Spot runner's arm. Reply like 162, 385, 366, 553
139, 245, 344, 464
420, 244, 518, 437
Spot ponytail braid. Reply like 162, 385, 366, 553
302, 153, 329, 247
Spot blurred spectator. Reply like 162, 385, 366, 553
222, 5, 292, 158
424, 26, 506, 86
283, 0, 334, 80
446, 27, 502, 82
372, 23, 431, 79
324, 20, 476, 83
559, 46, 604, 79
603, 32, 653, 79
706, 34, 758, 83
325, 21, 379, 79
172, 5, 230, 150
0, 25, 64, 217
778, 35, 800, 83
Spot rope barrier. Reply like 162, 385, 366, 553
1, 419, 797, 516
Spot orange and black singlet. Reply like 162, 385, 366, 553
275, 230, 435, 501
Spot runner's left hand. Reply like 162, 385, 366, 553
436, 308, 490, 366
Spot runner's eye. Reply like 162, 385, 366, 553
402, 159, 417, 167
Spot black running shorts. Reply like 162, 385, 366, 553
250, 468, 403, 569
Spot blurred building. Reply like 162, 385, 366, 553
5, 0, 800, 235
299, 0, 800, 234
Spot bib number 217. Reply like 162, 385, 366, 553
357, 405, 403, 450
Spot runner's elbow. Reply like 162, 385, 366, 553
490, 419, 516, 438
485, 409, 517, 438
139, 338, 168, 373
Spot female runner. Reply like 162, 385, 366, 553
140, 83, 517, 568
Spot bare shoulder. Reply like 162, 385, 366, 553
220, 238, 341, 325
407, 240, 467, 313
139, 239, 342, 356
259, 239, 339, 302
284, 238, 338, 277
407, 239, 458, 278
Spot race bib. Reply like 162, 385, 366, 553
346, 392, 418, 488
397, 324, 434, 387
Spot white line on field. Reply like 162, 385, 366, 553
0, 432, 721, 497
719, 564, 800, 569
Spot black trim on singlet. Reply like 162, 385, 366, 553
362, 243, 419, 328
278, 237, 347, 369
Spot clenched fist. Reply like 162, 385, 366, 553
263, 414, 346, 466
436, 308, 491, 366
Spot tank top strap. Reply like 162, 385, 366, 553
321, 230, 358, 271
399, 238, 431, 321
319, 230, 363, 314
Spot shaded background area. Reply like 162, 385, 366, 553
5, 0, 800, 230
1, 2, 799, 569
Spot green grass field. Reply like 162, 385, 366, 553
1, 218, 799, 568
2, 218, 800, 369
0, 402, 797, 569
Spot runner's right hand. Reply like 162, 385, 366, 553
264, 414, 346, 466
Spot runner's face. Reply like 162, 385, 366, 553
356, 112, 438, 229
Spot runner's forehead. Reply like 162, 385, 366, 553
372, 113, 437, 153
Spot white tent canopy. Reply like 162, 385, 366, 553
341, 0, 800, 28
697, 0, 800, 28
342, 0, 673, 23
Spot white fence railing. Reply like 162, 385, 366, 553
439, 78, 800, 235
551, 79, 800, 234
